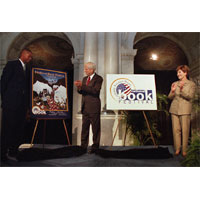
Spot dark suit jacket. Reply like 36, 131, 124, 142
78, 73, 103, 114
0, 60, 29, 111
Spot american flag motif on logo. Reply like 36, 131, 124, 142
116, 83, 131, 95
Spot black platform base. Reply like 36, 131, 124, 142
17, 146, 86, 162
16, 145, 172, 162
95, 146, 173, 159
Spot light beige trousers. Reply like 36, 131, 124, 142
171, 114, 191, 152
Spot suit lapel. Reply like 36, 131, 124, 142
89, 74, 97, 85
84, 74, 97, 86
83, 76, 87, 85
17, 60, 26, 76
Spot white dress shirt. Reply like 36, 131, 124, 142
88, 73, 95, 81
19, 59, 26, 71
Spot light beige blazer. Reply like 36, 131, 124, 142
168, 79, 196, 115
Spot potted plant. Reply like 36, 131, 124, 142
181, 130, 200, 167
123, 92, 169, 146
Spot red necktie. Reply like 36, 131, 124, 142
86, 76, 90, 86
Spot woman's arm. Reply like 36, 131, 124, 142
168, 82, 177, 99
180, 81, 196, 101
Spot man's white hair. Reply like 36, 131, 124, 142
85, 62, 96, 70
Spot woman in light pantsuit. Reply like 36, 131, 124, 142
168, 65, 196, 157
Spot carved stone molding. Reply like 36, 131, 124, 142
121, 47, 137, 57
71, 54, 84, 67
121, 48, 137, 74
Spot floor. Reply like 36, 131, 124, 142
0, 145, 184, 167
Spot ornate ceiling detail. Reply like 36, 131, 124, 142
6, 32, 74, 71
27, 36, 74, 70
134, 36, 188, 71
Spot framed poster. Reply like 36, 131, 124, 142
106, 74, 157, 110
31, 68, 70, 119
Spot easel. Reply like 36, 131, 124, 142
30, 119, 71, 148
110, 111, 157, 148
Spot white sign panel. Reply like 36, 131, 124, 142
106, 74, 157, 110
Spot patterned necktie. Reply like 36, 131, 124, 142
86, 76, 91, 85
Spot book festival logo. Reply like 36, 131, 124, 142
110, 78, 154, 104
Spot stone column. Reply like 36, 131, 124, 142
97, 33, 105, 109
101, 32, 122, 146
71, 54, 84, 145
121, 47, 137, 74
105, 32, 119, 74
84, 32, 98, 66
104, 32, 119, 110
71, 54, 84, 113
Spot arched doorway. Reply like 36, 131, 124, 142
133, 35, 189, 145
7, 33, 74, 145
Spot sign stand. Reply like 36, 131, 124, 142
30, 119, 71, 147
110, 114, 123, 147
110, 111, 157, 148
142, 111, 157, 147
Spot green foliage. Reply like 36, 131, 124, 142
181, 131, 200, 167
192, 93, 200, 112
181, 92, 200, 166
123, 92, 169, 146
123, 111, 161, 145
156, 92, 169, 116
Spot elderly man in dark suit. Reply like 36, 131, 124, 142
74, 62, 103, 153
0, 48, 32, 161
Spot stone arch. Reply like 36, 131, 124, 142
133, 32, 192, 65
121, 32, 137, 48
6, 32, 79, 62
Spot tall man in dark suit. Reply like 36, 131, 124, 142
0, 48, 32, 161
74, 62, 103, 153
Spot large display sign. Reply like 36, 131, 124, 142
31, 68, 69, 119
106, 74, 157, 110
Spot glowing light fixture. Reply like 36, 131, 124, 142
150, 53, 158, 60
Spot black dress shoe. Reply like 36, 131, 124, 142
88, 147, 98, 154
88, 149, 95, 154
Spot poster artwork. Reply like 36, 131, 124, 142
31, 68, 69, 119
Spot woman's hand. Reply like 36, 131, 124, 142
179, 81, 185, 91
171, 83, 177, 93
